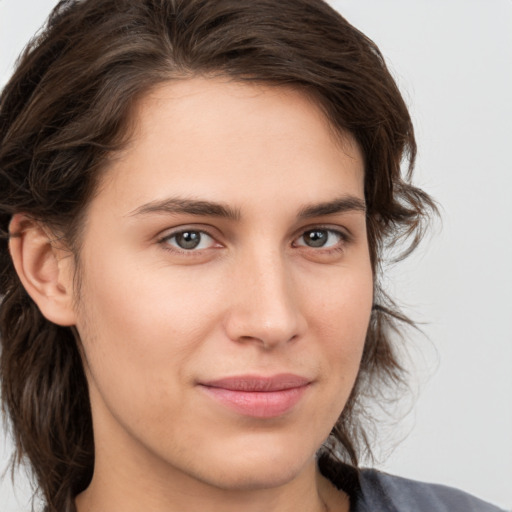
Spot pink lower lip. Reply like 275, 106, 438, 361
200, 385, 308, 418
199, 375, 310, 418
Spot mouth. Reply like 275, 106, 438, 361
198, 374, 311, 418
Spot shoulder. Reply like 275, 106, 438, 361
354, 469, 506, 512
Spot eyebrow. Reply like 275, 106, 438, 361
129, 197, 241, 220
129, 195, 366, 221
298, 196, 366, 219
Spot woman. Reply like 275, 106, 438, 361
0, 1, 505, 511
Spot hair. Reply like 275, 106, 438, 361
0, 0, 436, 510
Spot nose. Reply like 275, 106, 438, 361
223, 249, 306, 349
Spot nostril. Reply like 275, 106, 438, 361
226, 314, 303, 349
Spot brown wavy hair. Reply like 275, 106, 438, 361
0, 0, 436, 510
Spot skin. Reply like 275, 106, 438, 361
12, 78, 373, 512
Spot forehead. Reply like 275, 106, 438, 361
95, 78, 365, 219
132, 78, 350, 145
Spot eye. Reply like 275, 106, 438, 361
161, 230, 217, 251
294, 228, 345, 249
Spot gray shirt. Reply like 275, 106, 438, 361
352, 469, 506, 512
318, 458, 505, 512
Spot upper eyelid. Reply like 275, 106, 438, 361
293, 224, 352, 241
157, 224, 219, 240
160, 229, 214, 240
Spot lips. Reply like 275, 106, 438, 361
198, 374, 311, 418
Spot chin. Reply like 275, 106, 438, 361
202, 461, 309, 492
187, 437, 318, 491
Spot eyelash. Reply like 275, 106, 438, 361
292, 227, 350, 254
157, 228, 220, 256
157, 226, 351, 256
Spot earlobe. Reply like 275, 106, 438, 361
8, 213, 77, 326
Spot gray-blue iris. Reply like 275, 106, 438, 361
304, 230, 328, 247
176, 231, 201, 249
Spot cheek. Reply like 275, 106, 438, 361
310, 264, 373, 332
73, 254, 222, 419
310, 268, 373, 380
76, 244, 217, 346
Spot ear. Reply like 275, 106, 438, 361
8, 213, 77, 326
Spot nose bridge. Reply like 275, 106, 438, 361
224, 245, 304, 347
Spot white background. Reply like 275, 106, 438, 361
1, 0, 511, 510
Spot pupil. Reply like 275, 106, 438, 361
176, 231, 201, 249
305, 230, 327, 247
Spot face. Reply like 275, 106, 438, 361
72, 78, 373, 494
